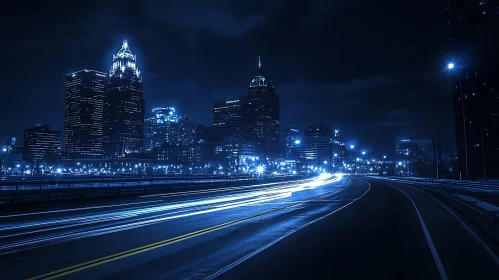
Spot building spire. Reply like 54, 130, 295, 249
122, 39, 128, 50
258, 56, 261, 69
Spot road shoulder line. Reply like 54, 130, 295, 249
387, 183, 448, 280
402, 184, 499, 264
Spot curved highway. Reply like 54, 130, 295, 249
1, 176, 499, 279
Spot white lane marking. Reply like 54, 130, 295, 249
387, 183, 448, 280
204, 176, 367, 280
403, 184, 499, 264
0, 200, 164, 219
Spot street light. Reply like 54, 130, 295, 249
256, 165, 265, 178
448, 62, 469, 179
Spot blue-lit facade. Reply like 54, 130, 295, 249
143, 106, 179, 151
23, 125, 61, 164
282, 126, 301, 160
213, 98, 258, 158
176, 117, 196, 146
64, 70, 106, 158
395, 138, 434, 176
103, 40, 145, 157
448, 0, 499, 179
298, 125, 333, 171
244, 58, 280, 157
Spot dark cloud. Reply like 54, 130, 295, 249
145, 1, 267, 38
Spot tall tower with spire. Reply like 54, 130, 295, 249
244, 57, 280, 157
102, 40, 145, 157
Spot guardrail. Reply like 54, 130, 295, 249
0, 175, 297, 191
387, 176, 499, 191
0, 174, 229, 184
0, 175, 304, 204
391, 176, 499, 186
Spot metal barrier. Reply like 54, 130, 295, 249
0, 175, 298, 191
0, 175, 304, 204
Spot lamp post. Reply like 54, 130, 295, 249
448, 62, 469, 180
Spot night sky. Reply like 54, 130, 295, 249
1, 0, 453, 157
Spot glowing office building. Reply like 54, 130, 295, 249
244, 57, 280, 157
103, 40, 145, 157
23, 125, 61, 164
143, 106, 179, 151
64, 70, 106, 158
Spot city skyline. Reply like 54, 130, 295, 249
0, 0, 453, 156
3, 3, 499, 280
0, 42, 450, 158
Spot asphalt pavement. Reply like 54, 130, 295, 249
0, 176, 498, 279
222, 177, 499, 280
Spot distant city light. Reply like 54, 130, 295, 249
57, 168, 62, 173
398, 162, 403, 166
448, 63, 455, 69
323, 161, 328, 164
362, 151, 366, 155
334, 153, 338, 157
257, 165, 265, 174
1, 148, 6, 152
350, 145, 354, 149
383, 155, 387, 159
295, 140, 301, 144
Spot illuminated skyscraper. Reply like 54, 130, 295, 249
177, 116, 196, 146
64, 70, 106, 158
143, 106, 179, 151
282, 126, 301, 160
103, 40, 145, 157
23, 124, 61, 164
448, 1, 499, 179
300, 125, 333, 164
213, 98, 258, 156
244, 57, 280, 157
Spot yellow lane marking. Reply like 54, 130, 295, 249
28, 179, 351, 280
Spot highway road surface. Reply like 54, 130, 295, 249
1, 175, 499, 279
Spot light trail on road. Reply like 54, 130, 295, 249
0, 174, 341, 255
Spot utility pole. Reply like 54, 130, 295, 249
481, 129, 486, 180
436, 137, 439, 179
